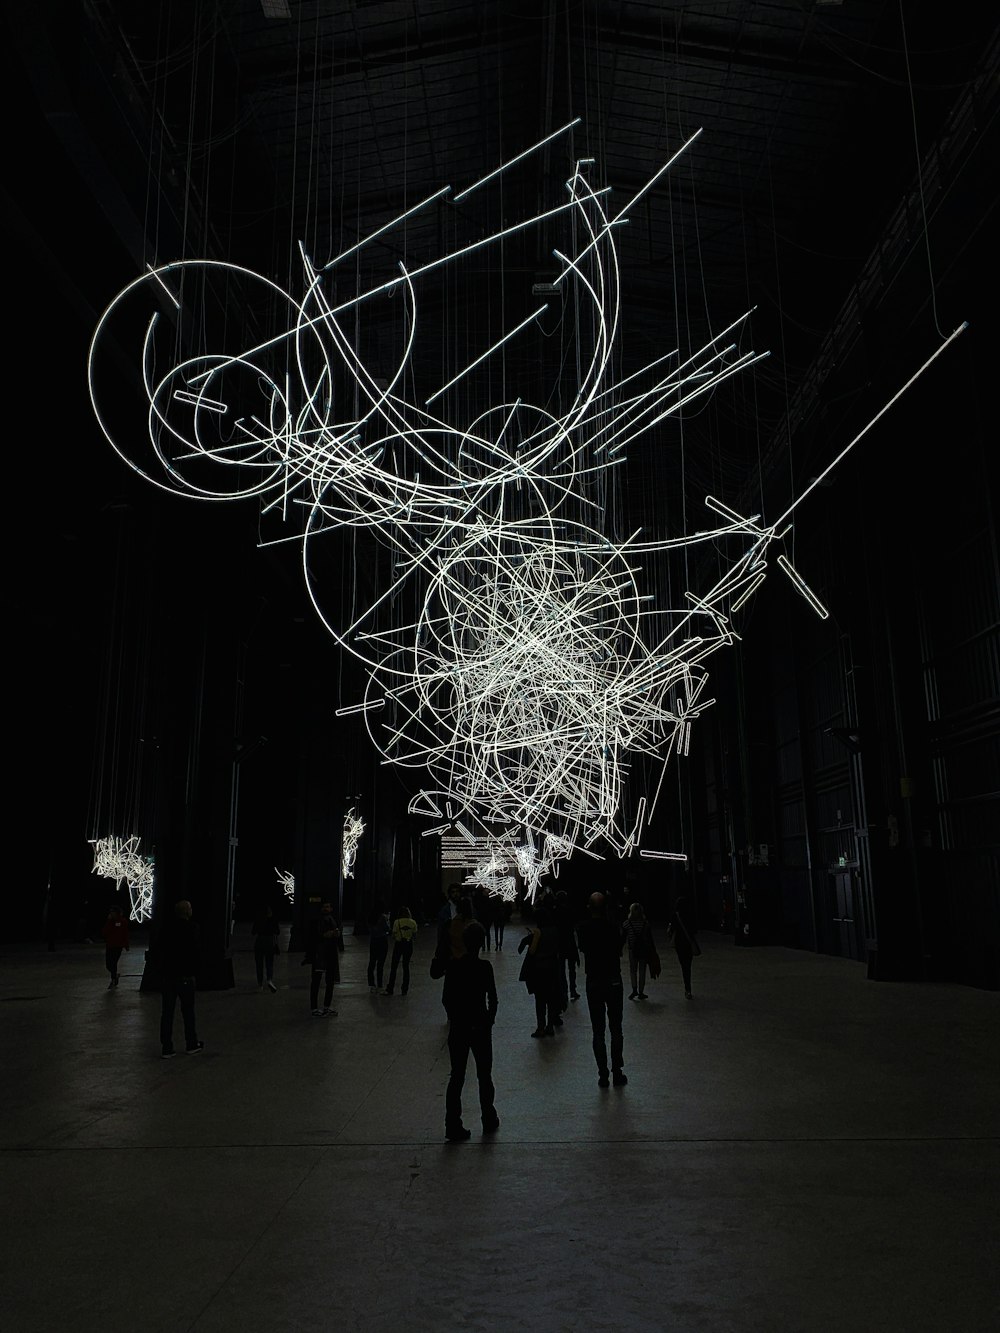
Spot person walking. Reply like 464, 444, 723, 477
575, 892, 627, 1087
473, 885, 492, 946
383, 907, 418, 995
489, 892, 506, 952
307, 901, 341, 1016
367, 905, 390, 993
439, 921, 499, 1142
553, 889, 580, 1005
251, 904, 280, 992
624, 901, 655, 1000
517, 903, 562, 1037
101, 905, 129, 989
666, 895, 699, 998
158, 900, 203, 1057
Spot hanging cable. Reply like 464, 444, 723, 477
898, 0, 946, 340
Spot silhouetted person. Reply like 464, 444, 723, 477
307, 901, 341, 1016
101, 905, 129, 989
158, 900, 203, 1057
624, 901, 655, 1000
489, 893, 506, 951
666, 896, 699, 998
439, 922, 499, 1142
518, 904, 561, 1037
383, 906, 418, 995
367, 905, 390, 993
439, 896, 475, 966
473, 885, 492, 945
554, 889, 580, 1005
252, 904, 280, 991
575, 892, 627, 1087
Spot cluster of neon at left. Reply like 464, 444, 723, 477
91, 836, 154, 923
341, 808, 365, 881
275, 868, 295, 901
89, 118, 956, 899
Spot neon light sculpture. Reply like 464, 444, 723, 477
460, 837, 519, 903
341, 807, 365, 881
90, 835, 155, 924
88, 120, 964, 896
275, 867, 295, 901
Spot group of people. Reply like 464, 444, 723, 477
140, 885, 699, 1140
433, 885, 700, 1140
365, 906, 420, 995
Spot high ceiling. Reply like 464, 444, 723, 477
13, 2, 997, 517
3, 2, 997, 916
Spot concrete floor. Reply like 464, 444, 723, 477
1, 923, 998, 1333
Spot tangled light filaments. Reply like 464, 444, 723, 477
91, 835, 154, 924
89, 120, 961, 890
341, 808, 365, 881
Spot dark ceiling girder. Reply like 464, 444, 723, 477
588, 18, 852, 87
232, 12, 850, 93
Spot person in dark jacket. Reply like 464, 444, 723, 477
439, 921, 499, 1141
489, 893, 506, 952
623, 901, 654, 1000
553, 889, 580, 1005
251, 904, 280, 992
158, 900, 203, 1057
517, 903, 562, 1037
382, 907, 418, 995
367, 905, 390, 993
472, 885, 492, 946
307, 902, 341, 1016
575, 892, 627, 1087
101, 905, 130, 989
666, 896, 698, 998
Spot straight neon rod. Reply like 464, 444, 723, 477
774, 323, 968, 526
452, 118, 581, 203
325, 185, 453, 270
425, 306, 548, 406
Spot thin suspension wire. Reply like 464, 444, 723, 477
898, 0, 945, 340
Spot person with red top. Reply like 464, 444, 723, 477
101, 906, 130, 989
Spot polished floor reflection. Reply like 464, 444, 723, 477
2, 922, 998, 1332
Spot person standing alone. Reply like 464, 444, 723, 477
158, 900, 203, 1057
367, 905, 391, 993
307, 901, 341, 1016
251, 904, 280, 992
624, 901, 655, 1000
575, 892, 627, 1087
438, 921, 499, 1142
383, 907, 418, 995
666, 895, 699, 998
101, 905, 129, 989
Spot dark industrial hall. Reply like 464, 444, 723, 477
4, 3, 998, 1331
